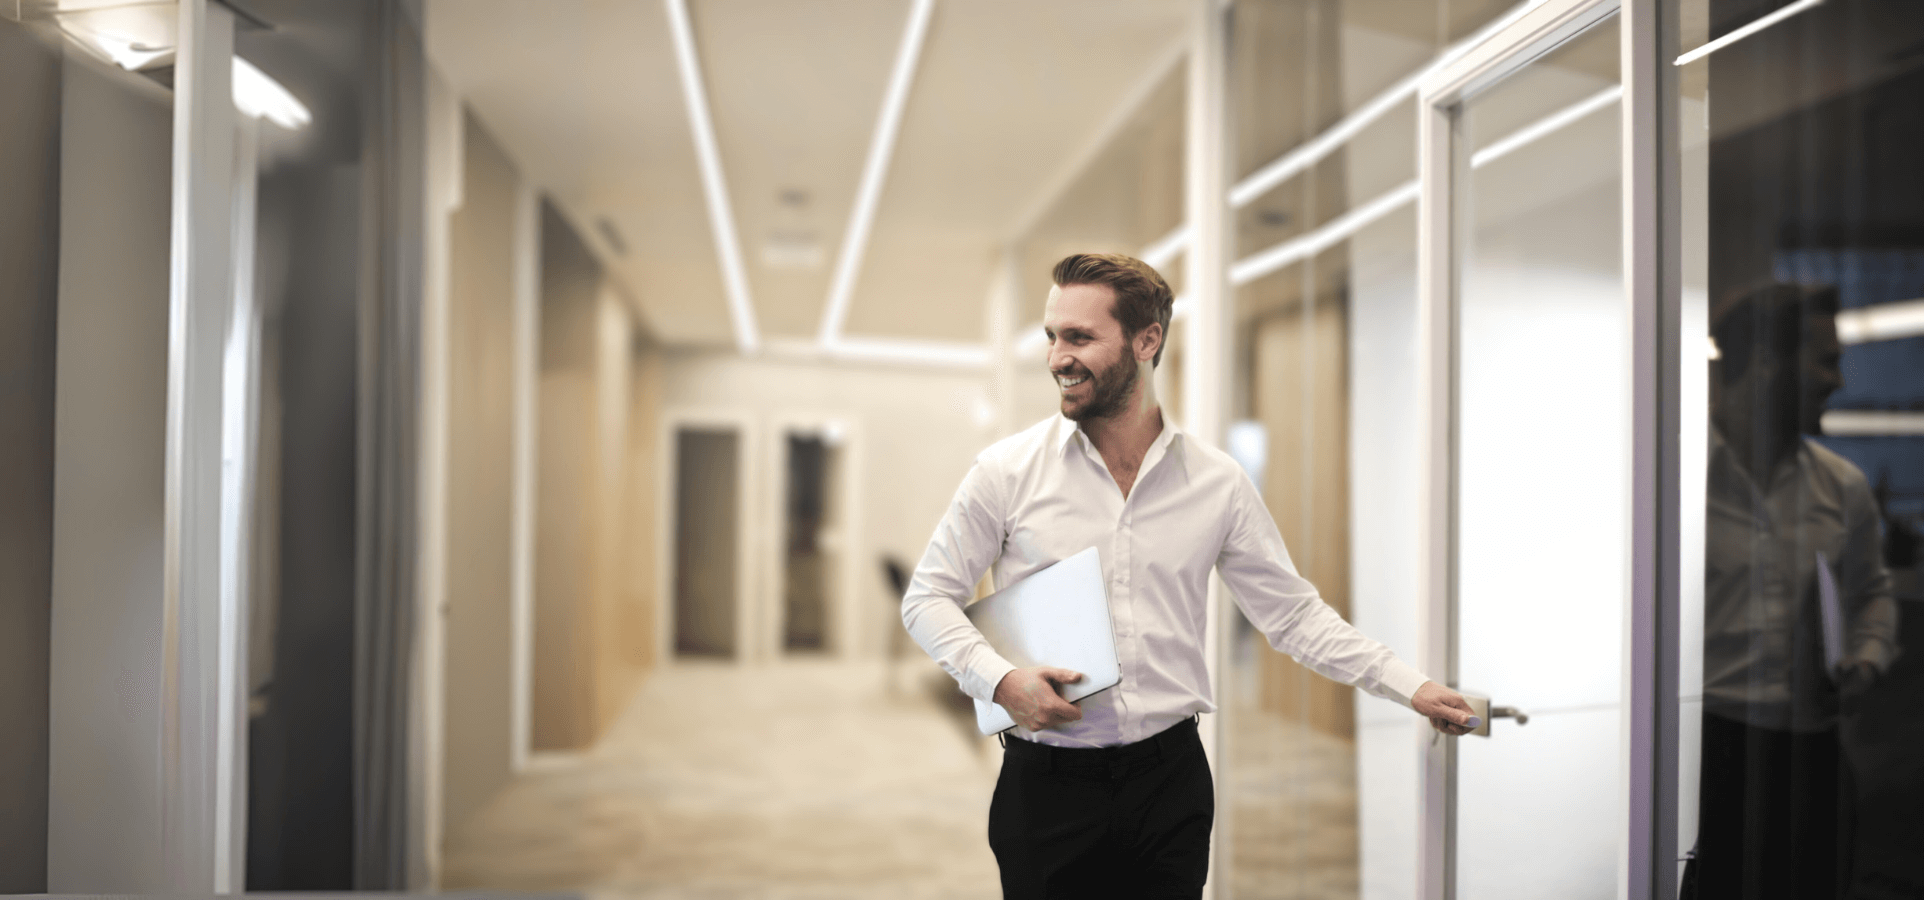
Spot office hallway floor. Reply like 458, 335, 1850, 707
441, 659, 1005, 899
442, 657, 1361, 899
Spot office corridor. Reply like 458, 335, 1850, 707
442, 660, 1004, 899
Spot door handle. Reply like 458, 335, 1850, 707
1490, 705, 1529, 726
1460, 694, 1529, 738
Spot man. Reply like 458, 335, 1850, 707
900, 253, 1475, 899
1684, 282, 1898, 900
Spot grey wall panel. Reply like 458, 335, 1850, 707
44, 52, 174, 891
0, 20, 63, 893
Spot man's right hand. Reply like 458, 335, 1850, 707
993, 667, 1085, 731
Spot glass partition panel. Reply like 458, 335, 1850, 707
1228, 254, 1365, 899
1673, 1, 1924, 896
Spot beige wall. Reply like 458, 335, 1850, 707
624, 348, 665, 671
657, 351, 996, 661
440, 113, 519, 830
531, 202, 652, 751
1249, 293, 1355, 740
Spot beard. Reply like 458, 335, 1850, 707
1059, 350, 1139, 422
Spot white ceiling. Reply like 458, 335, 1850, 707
426, 0, 1191, 347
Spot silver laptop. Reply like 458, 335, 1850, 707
963, 546, 1122, 735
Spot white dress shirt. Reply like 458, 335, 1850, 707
1703, 432, 1897, 732
902, 413, 1431, 748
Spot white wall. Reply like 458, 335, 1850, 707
46, 52, 175, 890
658, 350, 997, 662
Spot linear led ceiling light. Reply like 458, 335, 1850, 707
233, 58, 310, 130
1836, 298, 1924, 345
1675, 0, 1823, 66
1471, 85, 1619, 168
1227, 0, 1550, 210
1140, 224, 1190, 272
816, 0, 937, 346
665, 0, 761, 354
1230, 82, 1617, 287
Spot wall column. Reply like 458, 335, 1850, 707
162, 0, 238, 890
1181, 1, 1231, 895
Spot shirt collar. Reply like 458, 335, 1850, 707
1052, 410, 1185, 460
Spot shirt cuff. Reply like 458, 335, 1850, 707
1376, 658, 1432, 710
967, 653, 1020, 707
1851, 636, 1899, 674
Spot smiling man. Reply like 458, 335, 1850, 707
900, 253, 1474, 899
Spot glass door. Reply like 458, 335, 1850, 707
1453, 14, 1627, 899
1413, 1, 1667, 897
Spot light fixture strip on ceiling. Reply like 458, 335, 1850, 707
1469, 85, 1620, 169
1836, 297, 1924, 345
233, 57, 311, 130
1674, 0, 1823, 67
1820, 410, 1924, 437
1140, 224, 1190, 272
766, 336, 989, 369
1226, 0, 1550, 210
1128, 0, 1553, 278
816, 0, 937, 346
665, 0, 761, 354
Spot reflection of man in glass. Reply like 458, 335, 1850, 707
1688, 283, 1899, 899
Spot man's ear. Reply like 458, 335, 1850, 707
1136, 323, 1163, 363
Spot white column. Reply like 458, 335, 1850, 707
161, 0, 237, 891
1182, 1, 1231, 896
212, 109, 261, 894
1414, 69, 1460, 900
413, 62, 465, 889
1621, 0, 1680, 896
508, 181, 540, 773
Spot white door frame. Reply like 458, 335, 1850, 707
763, 412, 865, 660
657, 408, 760, 665
1413, 0, 1680, 897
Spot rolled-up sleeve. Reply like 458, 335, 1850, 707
1216, 475, 1430, 709
901, 458, 1019, 704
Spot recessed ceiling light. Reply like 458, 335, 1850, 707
761, 232, 823, 271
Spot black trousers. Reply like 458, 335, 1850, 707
988, 717, 1213, 900
1683, 713, 1850, 900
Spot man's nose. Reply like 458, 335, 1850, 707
1048, 345, 1071, 374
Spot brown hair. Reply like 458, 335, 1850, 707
1050, 253, 1176, 366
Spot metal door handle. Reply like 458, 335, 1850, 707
1490, 705, 1529, 726
1460, 694, 1529, 737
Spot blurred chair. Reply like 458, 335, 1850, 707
881, 556, 911, 691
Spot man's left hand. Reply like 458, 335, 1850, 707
1412, 682, 1477, 736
